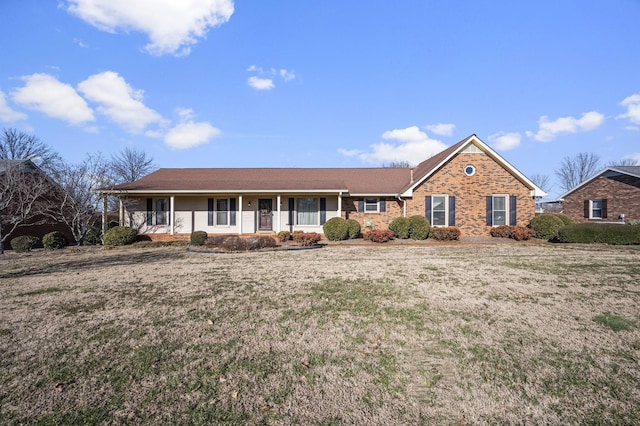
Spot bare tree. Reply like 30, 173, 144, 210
529, 173, 552, 193
0, 161, 51, 253
110, 147, 156, 184
383, 161, 411, 168
555, 152, 601, 193
0, 128, 62, 174
606, 158, 639, 167
46, 154, 113, 245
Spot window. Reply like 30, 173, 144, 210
216, 199, 228, 225
590, 199, 603, 219
432, 195, 447, 226
365, 198, 379, 212
492, 195, 507, 226
297, 197, 318, 225
464, 165, 476, 176
208, 198, 236, 226
147, 198, 169, 226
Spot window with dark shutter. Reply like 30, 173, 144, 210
146, 198, 153, 225
602, 199, 608, 218
486, 196, 493, 226
449, 196, 456, 226
288, 198, 294, 225
320, 198, 326, 225
230, 198, 236, 226
509, 195, 517, 226
358, 199, 364, 212
208, 198, 214, 226
425, 196, 432, 221
584, 200, 589, 218
379, 199, 386, 212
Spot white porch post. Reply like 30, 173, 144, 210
338, 193, 342, 218
119, 198, 124, 226
102, 194, 108, 236
238, 195, 243, 235
276, 194, 281, 233
170, 196, 175, 235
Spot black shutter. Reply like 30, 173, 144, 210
208, 198, 214, 226
425, 196, 432, 221
167, 199, 171, 226
584, 200, 589, 218
146, 198, 153, 225
509, 195, 517, 226
449, 196, 456, 226
288, 198, 294, 225
486, 196, 493, 226
602, 199, 608, 218
379, 199, 386, 212
230, 198, 236, 226
358, 199, 364, 212
320, 198, 327, 225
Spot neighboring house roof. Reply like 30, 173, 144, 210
559, 166, 640, 199
104, 134, 546, 197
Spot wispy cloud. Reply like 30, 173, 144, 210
164, 108, 221, 149
526, 111, 604, 142
247, 65, 295, 90
339, 125, 447, 165
0, 90, 27, 122
11, 73, 94, 125
247, 76, 274, 91
78, 71, 165, 133
617, 93, 640, 125
488, 131, 521, 150
66, 0, 234, 56
623, 152, 640, 164
425, 123, 455, 136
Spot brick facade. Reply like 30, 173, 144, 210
563, 172, 640, 223
342, 197, 404, 230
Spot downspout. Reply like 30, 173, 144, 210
396, 194, 406, 217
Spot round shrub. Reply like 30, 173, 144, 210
408, 215, 430, 240
323, 217, 349, 241
552, 213, 574, 226
42, 231, 67, 249
276, 231, 291, 242
83, 226, 102, 246
190, 230, 208, 246
528, 214, 565, 240
103, 226, 138, 246
389, 217, 410, 239
10, 235, 39, 252
346, 219, 361, 239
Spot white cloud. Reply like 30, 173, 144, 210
279, 69, 296, 81
248, 76, 274, 91
425, 123, 455, 136
0, 90, 27, 122
526, 111, 605, 142
164, 121, 221, 149
11, 73, 94, 125
66, 0, 234, 56
340, 125, 448, 165
488, 131, 521, 150
77, 71, 164, 133
617, 93, 640, 125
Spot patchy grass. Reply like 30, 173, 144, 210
0, 243, 639, 424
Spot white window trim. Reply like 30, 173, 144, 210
589, 199, 603, 220
296, 197, 319, 226
215, 198, 231, 227
492, 194, 509, 227
149, 198, 169, 226
364, 198, 380, 213
431, 194, 449, 227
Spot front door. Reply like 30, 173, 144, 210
258, 199, 273, 230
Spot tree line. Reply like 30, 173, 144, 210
0, 128, 155, 253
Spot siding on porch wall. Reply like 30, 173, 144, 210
410, 151, 536, 237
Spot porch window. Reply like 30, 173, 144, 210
216, 199, 229, 225
146, 198, 169, 226
297, 198, 318, 225
208, 198, 236, 226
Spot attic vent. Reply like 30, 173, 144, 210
462, 144, 482, 154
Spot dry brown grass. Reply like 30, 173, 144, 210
1, 242, 639, 424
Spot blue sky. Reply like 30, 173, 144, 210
1, 1, 639, 198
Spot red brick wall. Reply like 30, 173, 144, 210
342, 197, 404, 230
563, 173, 640, 223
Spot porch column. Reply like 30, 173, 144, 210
170, 196, 175, 235
102, 194, 108, 236
238, 195, 243, 235
338, 193, 343, 218
276, 194, 282, 233
119, 198, 124, 226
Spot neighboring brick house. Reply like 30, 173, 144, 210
560, 166, 640, 223
100, 134, 545, 239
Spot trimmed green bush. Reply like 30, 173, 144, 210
323, 217, 349, 241
389, 217, 410, 239
10, 235, 39, 252
190, 230, 208, 246
528, 214, 565, 240
555, 223, 640, 245
346, 219, 361, 239
42, 231, 67, 249
408, 215, 430, 240
552, 213, 574, 226
430, 227, 461, 241
103, 226, 138, 246
276, 231, 291, 242
83, 226, 102, 246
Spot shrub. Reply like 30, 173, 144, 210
490, 225, 512, 238
510, 226, 535, 241
102, 226, 137, 246
220, 236, 248, 251
293, 232, 322, 246
246, 236, 277, 250
346, 219, 361, 239
408, 215, 430, 240
276, 231, 291, 242
323, 217, 349, 241
364, 230, 395, 243
552, 213, 574, 226
190, 230, 208, 246
83, 226, 102, 245
528, 214, 565, 240
10, 235, 39, 252
627, 219, 640, 226
42, 231, 67, 249
555, 223, 640, 245
388, 217, 410, 239
430, 227, 460, 241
